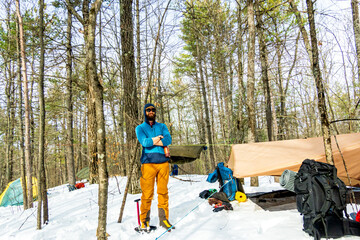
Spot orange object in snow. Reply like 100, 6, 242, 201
75, 182, 85, 189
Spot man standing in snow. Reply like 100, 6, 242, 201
135, 103, 174, 231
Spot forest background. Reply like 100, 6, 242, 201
0, 0, 360, 238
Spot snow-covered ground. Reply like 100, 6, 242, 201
0, 175, 359, 240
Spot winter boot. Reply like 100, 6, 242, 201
140, 211, 151, 232
159, 208, 175, 230
140, 221, 150, 232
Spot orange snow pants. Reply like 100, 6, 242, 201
140, 161, 169, 223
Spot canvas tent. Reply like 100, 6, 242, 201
0, 177, 38, 207
228, 133, 360, 186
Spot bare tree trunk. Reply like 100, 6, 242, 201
84, 5, 98, 184
77, 109, 84, 172
82, 2, 99, 185
275, 35, 287, 140
37, 0, 49, 228
42, 172, 49, 224
16, 0, 33, 209
157, 46, 165, 123
120, 0, 141, 194
90, 7, 108, 238
306, 0, 333, 165
5, 82, 15, 184
40, 0, 49, 224
66, 0, 98, 185
193, 67, 208, 172
88, 97, 98, 184
289, 0, 313, 65
237, 3, 245, 143
66, 1, 107, 238
351, 0, 360, 85
196, 38, 216, 171
284, 33, 300, 138
5, 3, 15, 185
16, 16, 27, 209
246, 0, 256, 143
118, 107, 126, 176
246, 0, 258, 186
88, 2, 108, 238
66, 5, 76, 186
136, 0, 141, 112
204, 59, 216, 156
214, 22, 231, 144
214, 51, 228, 144
194, 65, 209, 172
236, 2, 246, 184
271, 92, 278, 141
228, 54, 235, 144
255, 0, 272, 142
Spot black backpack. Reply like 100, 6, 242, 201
294, 159, 360, 239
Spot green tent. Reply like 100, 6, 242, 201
0, 177, 38, 207
169, 145, 205, 164
76, 167, 89, 180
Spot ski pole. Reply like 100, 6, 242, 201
135, 199, 141, 226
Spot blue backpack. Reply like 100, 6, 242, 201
207, 162, 239, 201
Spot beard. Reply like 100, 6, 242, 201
147, 113, 156, 121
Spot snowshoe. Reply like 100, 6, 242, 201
134, 225, 157, 233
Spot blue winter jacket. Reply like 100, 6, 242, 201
135, 104, 172, 164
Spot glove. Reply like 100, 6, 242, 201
199, 190, 210, 199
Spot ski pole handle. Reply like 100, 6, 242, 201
135, 199, 141, 226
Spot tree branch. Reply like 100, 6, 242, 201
64, 0, 85, 25
144, 0, 172, 104
330, 119, 360, 124
91, 0, 103, 16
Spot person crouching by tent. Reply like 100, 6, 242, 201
135, 103, 174, 231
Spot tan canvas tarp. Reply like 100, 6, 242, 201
228, 133, 360, 186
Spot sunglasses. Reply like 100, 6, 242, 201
146, 108, 156, 113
